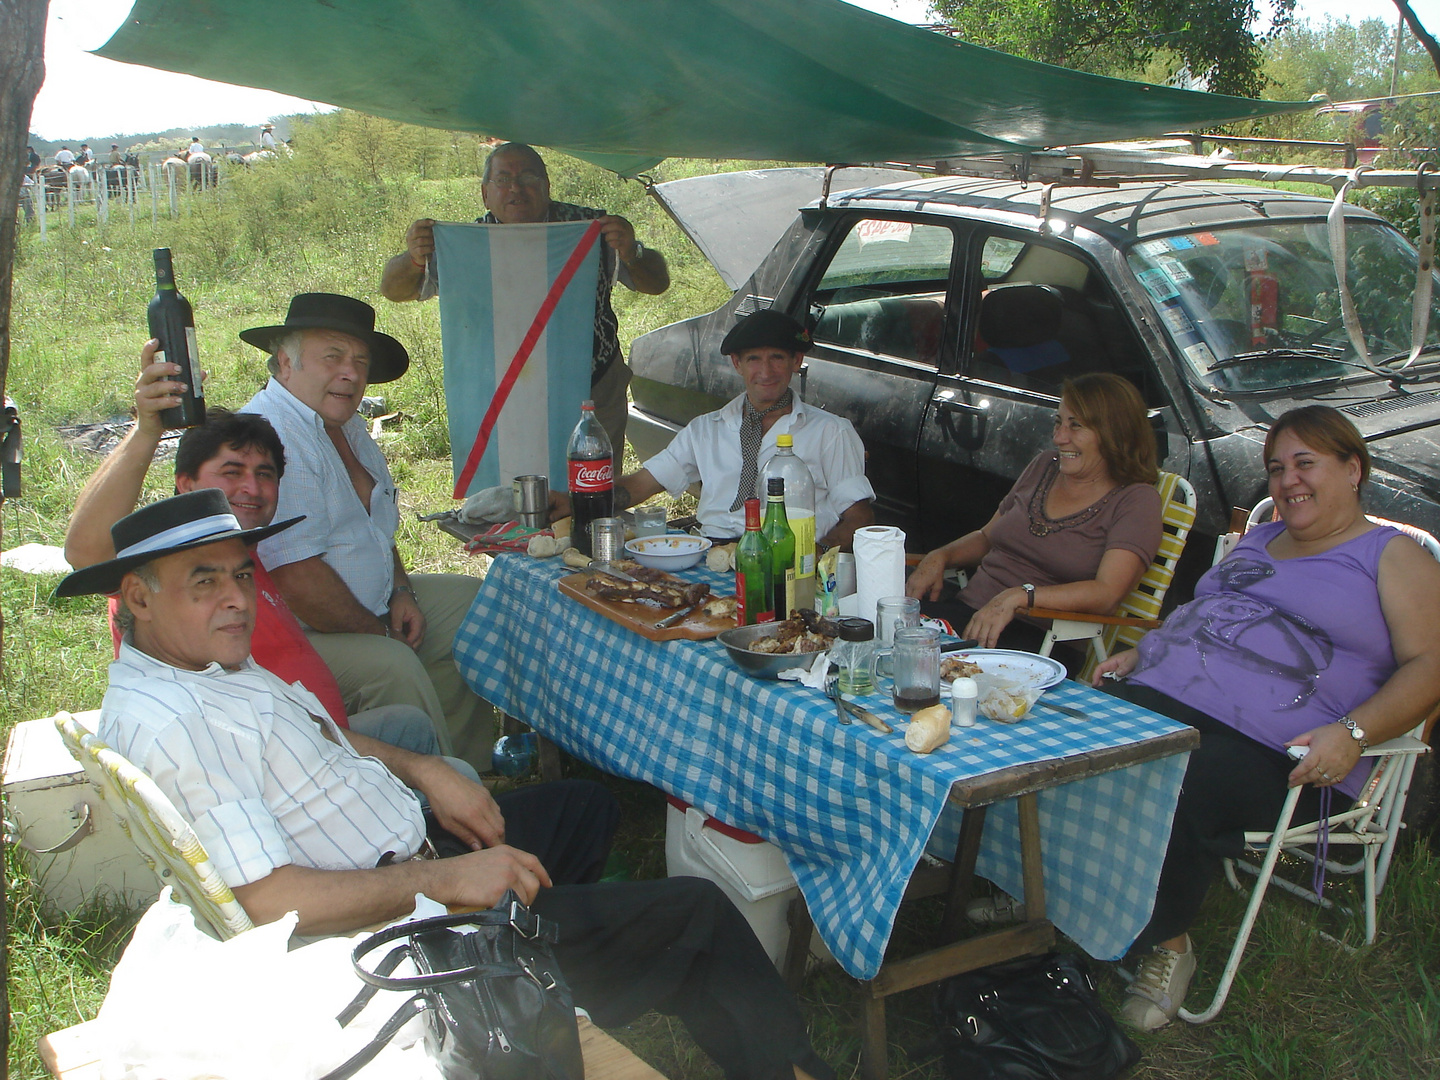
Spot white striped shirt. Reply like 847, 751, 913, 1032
99, 642, 425, 887
246, 378, 401, 618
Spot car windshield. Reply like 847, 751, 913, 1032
1125, 220, 1440, 393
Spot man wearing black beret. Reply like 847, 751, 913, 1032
552, 309, 874, 549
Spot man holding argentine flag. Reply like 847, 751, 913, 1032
381, 142, 670, 457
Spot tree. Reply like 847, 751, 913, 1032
929, 0, 1297, 98
1391, 0, 1440, 80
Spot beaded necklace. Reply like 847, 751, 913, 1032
1027, 456, 1118, 537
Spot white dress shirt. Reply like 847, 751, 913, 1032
100, 642, 424, 888
644, 394, 875, 539
247, 378, 400, 618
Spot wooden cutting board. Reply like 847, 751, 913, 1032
557, 571, 738, 641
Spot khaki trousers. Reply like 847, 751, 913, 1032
306, 573, 498, 770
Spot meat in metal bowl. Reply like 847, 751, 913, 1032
717, 623, 830, 680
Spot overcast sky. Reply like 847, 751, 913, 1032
28, 0, 1416, 142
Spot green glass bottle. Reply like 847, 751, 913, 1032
735, 497, 774, 625
762, 477, 796, 621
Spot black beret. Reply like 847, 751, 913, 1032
720, 310, 811, 356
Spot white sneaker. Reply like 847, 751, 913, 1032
964, 891, 1026, 925
1120, 937, 1195, 1032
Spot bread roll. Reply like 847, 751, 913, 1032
561, 547, 590, 569
905, 704, 951, 754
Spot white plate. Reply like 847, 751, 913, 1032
942, 649, 1065, 690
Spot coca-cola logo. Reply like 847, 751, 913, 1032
569, 461, 613, 491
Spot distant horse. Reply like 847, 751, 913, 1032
66, 164, 93, 201
38, 166, 68, 209
187, 152, 214, 190
104, 155, 140, 197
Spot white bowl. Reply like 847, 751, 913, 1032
624, 534, 712, 571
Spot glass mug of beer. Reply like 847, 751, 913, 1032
885, 626, 942, 713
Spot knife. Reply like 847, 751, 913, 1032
941, 639, 980, 653
588, 560, 638, 583
655, 597, 706, 629
1036, 700, 1088, 721
840, 698, 894, 734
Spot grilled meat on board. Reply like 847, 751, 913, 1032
584, 575, 710, 609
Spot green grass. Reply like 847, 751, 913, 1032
5, 114, 1440, 1079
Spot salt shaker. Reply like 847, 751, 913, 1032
951, 676, 978, 727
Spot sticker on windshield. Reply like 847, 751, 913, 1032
1168, 236, 1198, 250
1158, 257, 1193, 284
1195, 232, 1220, 246
1138, 240, 1170, 257
1184, 342, 1217, 369
1137, 269, 1180, 302
1161, 306, 1195, 335
856, 219, 913, 246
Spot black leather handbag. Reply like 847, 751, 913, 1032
933, 952, 1141, 1080
320, 893, 583, 1080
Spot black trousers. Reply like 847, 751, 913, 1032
432, 779, 832, 1080
1112, 684, 1349, 951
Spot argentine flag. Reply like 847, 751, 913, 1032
434, 220, 600, 498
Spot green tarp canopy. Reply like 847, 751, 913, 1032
99, 0, 1314, 176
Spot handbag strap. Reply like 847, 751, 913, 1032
351, 904, 561, 991
318, 993, 430, 1080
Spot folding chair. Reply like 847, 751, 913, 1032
1176, 504, 1436, 1023
1033, 471, 1197, 682
54, 712, 254, 940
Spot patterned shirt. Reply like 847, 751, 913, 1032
420, 201, 634, 378
100, 642, 424, 888
246, 379, 400, 619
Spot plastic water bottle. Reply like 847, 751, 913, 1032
761, 434, 816, 608
491, 732, 538, 777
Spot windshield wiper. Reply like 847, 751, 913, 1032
1210, 347, 1419, 388
1377, 345, 1440, 367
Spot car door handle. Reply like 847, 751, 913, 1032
933, 394, 988, 416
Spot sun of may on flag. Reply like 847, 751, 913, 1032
433, 220, 602, 498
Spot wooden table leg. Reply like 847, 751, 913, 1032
537, 734, 563, 784
940, 806, 987, 940
783, 893, 813, 992
1016, 792, 1047, 923
861, 993, 888, 1080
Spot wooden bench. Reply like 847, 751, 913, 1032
42, 1015, 669, 1080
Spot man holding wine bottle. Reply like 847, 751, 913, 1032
243, 293, 499, 769
550, 310, 875, 552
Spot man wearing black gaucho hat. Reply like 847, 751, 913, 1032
70, 489, 834, 1080
242, 294, 497, 769
550, 308, 875, 548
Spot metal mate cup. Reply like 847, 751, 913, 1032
590, 516, 626, 564
513, 474, 549, 528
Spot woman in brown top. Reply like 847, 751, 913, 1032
906, 373, 1163, 654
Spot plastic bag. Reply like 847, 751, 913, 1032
95, 888, 445, 1080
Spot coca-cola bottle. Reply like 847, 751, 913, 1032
566, 399, 614, 557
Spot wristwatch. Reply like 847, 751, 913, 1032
1021, 583, 1036, 609
1337, 715, 1369, 751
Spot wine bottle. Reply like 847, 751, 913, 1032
761, 477, 796, 620
735, 497, 774, 626
147, 248, 205, 428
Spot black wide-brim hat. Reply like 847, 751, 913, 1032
55, 489, 303, 598
719, 309, 812, 356
239, 293, 410, 383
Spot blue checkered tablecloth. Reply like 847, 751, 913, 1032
455, 554, 1192, 980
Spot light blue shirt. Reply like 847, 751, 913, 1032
246, 378, 400, 619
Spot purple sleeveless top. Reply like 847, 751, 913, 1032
1130, 521, 1401, 799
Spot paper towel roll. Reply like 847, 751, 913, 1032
852, 525, 906, 637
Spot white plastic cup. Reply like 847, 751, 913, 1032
951, 676, 978, 727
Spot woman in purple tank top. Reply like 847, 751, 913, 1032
1091, 406, 1440, 1032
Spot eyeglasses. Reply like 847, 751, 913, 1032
487, 172, 546, 189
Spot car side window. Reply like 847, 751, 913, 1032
967, 232, 1161, 405
809, 219, 955, 367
